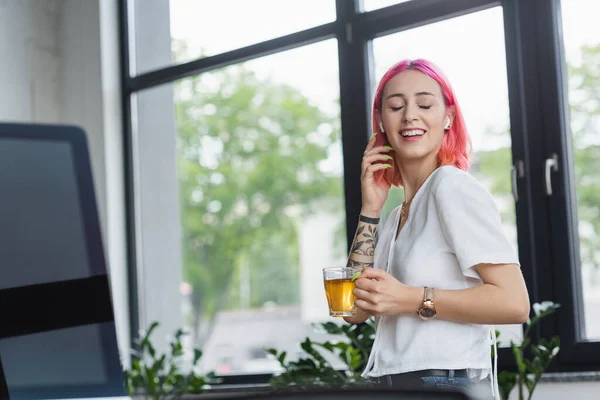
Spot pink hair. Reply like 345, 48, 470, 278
371, 59, 472, 187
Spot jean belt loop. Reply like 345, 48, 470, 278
387, 375, 393, 387
448, 369, 455, 381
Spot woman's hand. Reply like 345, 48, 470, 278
361, 134, 393, 216
353, 268, 421, 316
343, 307, 371, 324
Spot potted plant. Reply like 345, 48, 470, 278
124, 321, 218, 400
496, 301, 561, 400
266, 320, 375, 390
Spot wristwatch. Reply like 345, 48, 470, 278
417, 286, 437, 320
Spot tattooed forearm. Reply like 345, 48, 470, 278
347, 259, 373, 269
350, 224, 378, 256
346, 215, 379, 270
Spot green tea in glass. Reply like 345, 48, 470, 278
322, 267, 361, 317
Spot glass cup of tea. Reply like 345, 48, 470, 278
322, 267, 361, 317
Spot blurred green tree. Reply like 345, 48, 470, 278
473, 43, 600, 274
175, 59, 343, 344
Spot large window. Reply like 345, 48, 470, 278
560, 0, 600, 340
132, 0, 336, 75
174, 40, 346, 375
122, 0, 600, 383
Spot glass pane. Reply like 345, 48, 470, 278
362, 0, 414, 12
561, 0, 600, 340
171, 40, 346, 375
132, 0, 336, 75
372, 7, 523, 346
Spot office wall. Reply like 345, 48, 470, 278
0, 0, 130, 365
0, 0, 62, 123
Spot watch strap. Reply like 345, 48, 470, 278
423, 286, 434, 302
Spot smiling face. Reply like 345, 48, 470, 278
378, 69, 454, 165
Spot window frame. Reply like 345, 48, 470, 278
526, 0, 600, 368
118, 0, 600, 385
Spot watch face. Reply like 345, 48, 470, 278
419, 307, 436, 319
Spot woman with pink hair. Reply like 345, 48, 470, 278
343, 59, 530, 399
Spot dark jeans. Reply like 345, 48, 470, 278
369, 369, 472, 391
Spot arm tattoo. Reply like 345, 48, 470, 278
350, 224, 378, 256
346, 217, 379, 270
347, 259, 373, 269
359, 215, 380, 224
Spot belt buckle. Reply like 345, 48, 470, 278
429, 369, 463, 378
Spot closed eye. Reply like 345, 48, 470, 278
390, 105, 432, 111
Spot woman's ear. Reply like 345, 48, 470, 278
445, 106, 456, 131
376, 113, 385, 133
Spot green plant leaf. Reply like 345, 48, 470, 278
147, 341, 156, 358
193, 348, 203, 365
140, 322, 160, 352
527, 302, 561, 331
498, 371, 517, 400
277, 351, 287, 365
525, 376, 535, 394
124, 321, 212, 397
266, 348, 278, 356
174, 328, 186, 339
511, 342, 526, 373
315, 322, 344, 335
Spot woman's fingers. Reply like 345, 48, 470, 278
354, 299, 375, 313
362, 162, 392, 179
364, 145, 393, 157
354, 287, 376, 304
361, 146, 394, 174
365, 132, 377, 151
362, 153, 393, 166
360, 135, 393, 209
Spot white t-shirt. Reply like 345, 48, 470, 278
362, 165, 520, 384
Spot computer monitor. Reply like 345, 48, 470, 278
0, 123, 125, 400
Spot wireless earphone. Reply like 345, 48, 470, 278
444, 117, 451, 130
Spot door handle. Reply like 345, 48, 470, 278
545, 154, 559, 196
511, 160, 524, 202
